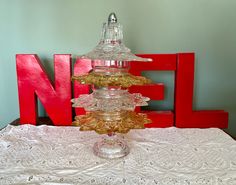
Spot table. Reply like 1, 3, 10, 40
0, 125, 235, 185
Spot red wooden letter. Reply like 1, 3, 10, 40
16, 54, 72, 126
129, 54, 177, 127
175, 53, 228, 128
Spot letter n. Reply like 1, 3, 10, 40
16, 54, 72, 126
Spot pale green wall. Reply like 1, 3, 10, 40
1, 0, 236, 136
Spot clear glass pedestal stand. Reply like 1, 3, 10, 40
93, 133, 130, 159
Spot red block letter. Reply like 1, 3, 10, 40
129, 54, 177, 127
16, 54, 72, 126
175, 53, 228, 128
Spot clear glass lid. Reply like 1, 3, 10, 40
79, 13, 152, 62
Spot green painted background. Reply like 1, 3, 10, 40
1, 0, 236, 136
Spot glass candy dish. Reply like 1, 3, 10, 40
72, 13, 152, 159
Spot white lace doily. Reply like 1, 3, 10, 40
0, 125, 235, 185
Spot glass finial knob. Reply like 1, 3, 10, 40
108, 12, 117, 24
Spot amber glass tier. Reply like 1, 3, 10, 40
72, 72, 151, 88
73, 111, 151, 135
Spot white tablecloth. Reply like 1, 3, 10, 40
0, 125, 235, 185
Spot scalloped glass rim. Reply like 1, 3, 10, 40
77, 52, 152, 62
71, 90, 150, 112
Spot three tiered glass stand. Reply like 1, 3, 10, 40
72, 13, 152, 159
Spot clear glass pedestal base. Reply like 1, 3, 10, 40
93, 134, 130, 159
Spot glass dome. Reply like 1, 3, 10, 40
79, 13, 152, 62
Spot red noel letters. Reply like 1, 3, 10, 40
16, 53, 228, 128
